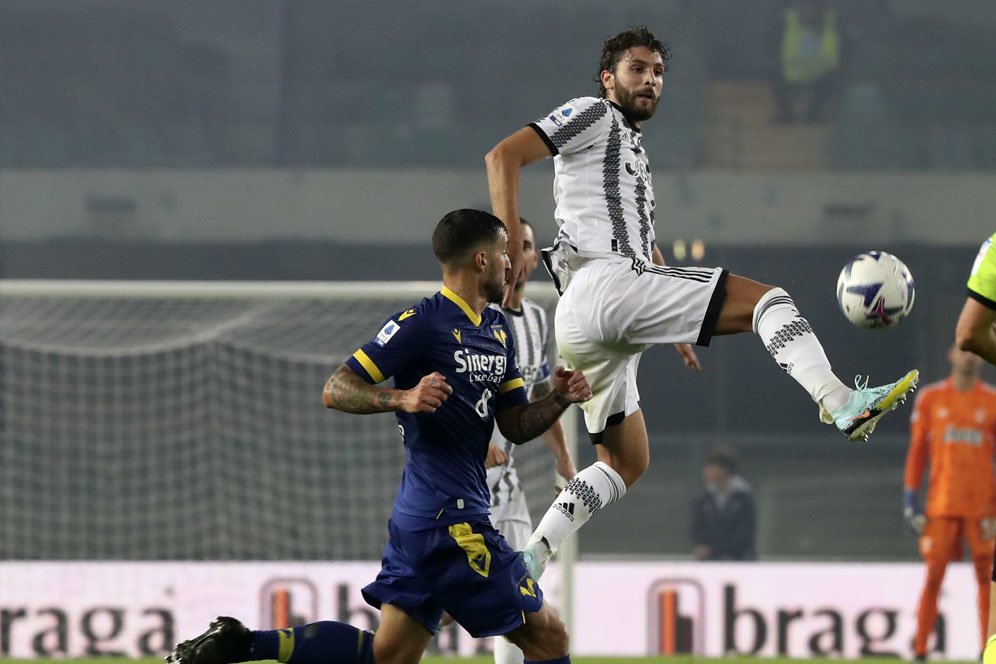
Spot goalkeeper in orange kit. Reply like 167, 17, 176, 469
904, 342, 996, 661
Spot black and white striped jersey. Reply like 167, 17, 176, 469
530, 96, 656, 263
486, 298, 551, 517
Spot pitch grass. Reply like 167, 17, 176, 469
0, 659, 980, 664
0, 660, 825, 664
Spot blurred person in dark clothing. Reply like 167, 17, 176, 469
691, 447, 756, 561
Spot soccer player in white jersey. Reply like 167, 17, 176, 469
486, 219, 577, 664
485, 25, 920, 579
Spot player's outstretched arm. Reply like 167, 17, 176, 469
485, 127, 553, 305
956, 297, 996, 364
323, 365, 452, 415
496, 366, 591, 444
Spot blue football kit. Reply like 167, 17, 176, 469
344, 287, 544, 637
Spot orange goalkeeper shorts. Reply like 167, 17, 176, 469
919, 516, 993, 562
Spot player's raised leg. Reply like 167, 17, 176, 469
716, 274, 918, 442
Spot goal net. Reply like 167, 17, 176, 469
0, 280, 577, 562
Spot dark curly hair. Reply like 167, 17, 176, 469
596, 26, 671, 98
431, 208, 506, 265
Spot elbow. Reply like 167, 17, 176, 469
484, 145, 502, 172
955, 327, 977, 354
485, 140, 515, 173
322, 380, 336, 409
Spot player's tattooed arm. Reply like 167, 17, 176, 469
496, 367, 591, 443
323, 365, 452, 415
323, 365, 399, 413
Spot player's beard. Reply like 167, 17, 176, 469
614, 84, 660, 122
485, 275, 505, 304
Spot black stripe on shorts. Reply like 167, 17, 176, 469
696, 269, 730, 347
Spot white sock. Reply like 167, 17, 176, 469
527, 461, 627, 560
752, 287, 849, 411
493, 636, 524, 664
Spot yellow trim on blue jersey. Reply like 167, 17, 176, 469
353, 349, 386, 383
441, 287, 482, 326
499, 377, 525, 395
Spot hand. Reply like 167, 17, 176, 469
982, 517, 996, 540
485, 443, 509, 469
400, 372, 452, 413
551, 365, 592, 405
674, 343, 701, 371
555, 453, 577, 482
904, 507, 926, 535
903, 488, 926, 535
502, 244, 523, 307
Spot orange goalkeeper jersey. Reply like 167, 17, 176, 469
904, 378, 996, 518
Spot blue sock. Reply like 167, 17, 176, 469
249, 622, 374, 664
525, 657, 571, 664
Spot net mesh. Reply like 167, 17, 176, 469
0, 283, 561, 560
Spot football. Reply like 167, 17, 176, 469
836, 251, 915, 329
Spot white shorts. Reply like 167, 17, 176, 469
489, 513, 531, 550
555, 254, 727, 434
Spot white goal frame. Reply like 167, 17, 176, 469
0, 278, 580, 635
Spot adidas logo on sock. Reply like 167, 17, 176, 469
554, 501, 575, 521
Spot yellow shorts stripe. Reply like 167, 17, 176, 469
277, 628, 294, 663
353, 349, 386, 384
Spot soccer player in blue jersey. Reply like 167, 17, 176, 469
166, 209, 590, 664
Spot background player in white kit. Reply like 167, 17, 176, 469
485, 218, 577, 664
485, 25, 920, 578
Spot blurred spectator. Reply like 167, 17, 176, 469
768, 0, 844, 124
691, 446, 757, 561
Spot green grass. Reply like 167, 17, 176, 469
0, 659, 950, 664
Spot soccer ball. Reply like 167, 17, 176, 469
836, 251, 915, 329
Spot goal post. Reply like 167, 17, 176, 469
0, 279, 579, 632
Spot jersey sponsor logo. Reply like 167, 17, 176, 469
398, 309, 417, 321
375, 320, 400, 346
942, 425, 983, 446
453, 349, 506, 383
625, 159, 651, 183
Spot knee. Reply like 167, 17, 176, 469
923, 562, 947, 588
372, 640, 421, 664
525, 617, 569, 660
598, 449, 648, 487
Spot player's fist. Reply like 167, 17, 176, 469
401, 372, 452, 413
552, 365, 592, 405
674, 343, 701, 372
485, 443, 508, 469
